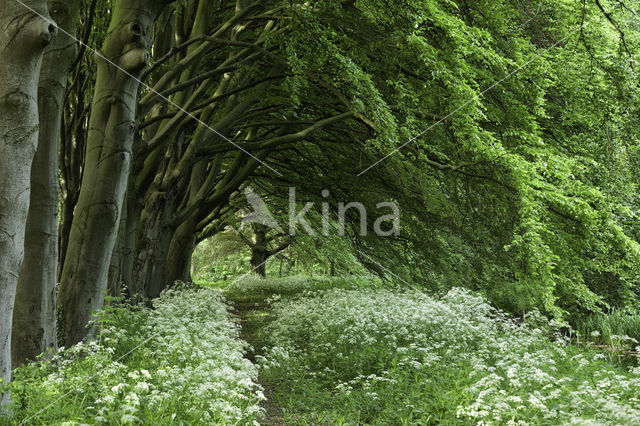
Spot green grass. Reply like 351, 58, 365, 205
224, 274, 379, 298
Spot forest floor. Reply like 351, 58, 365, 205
226, 290, 286, 425
221, 276, 640, 425
9, 276, 640, 424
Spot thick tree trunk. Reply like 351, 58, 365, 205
132, 193, 175, 299
251, 249, 268, 278
58, 0, 170, 346
12, 0, 80, 368
130, 1, 209, 298
0, 0, 54, 405
161, 157, 207, 288
251, 227, 269, 278
121, 186, 142, 297
107, 196, 128, 298
164, 216, 197, 287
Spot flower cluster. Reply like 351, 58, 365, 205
9, 286, 264, 424
259, 286, 640, 424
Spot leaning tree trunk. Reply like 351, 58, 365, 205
58, 0, 171, 346
12, 0, 80, 368
0, 0, 55, 404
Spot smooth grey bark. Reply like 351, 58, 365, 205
12, 0, 80, 368
58, 0, 172, 346
0, 0, 55, 405
107, 195, 128, 298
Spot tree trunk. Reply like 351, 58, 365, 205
12, 0, 80, 368
58, 46, 88, 281
251, 226, 269, 278
58, 0, 170, 346
107, 195, 128, 298
164, 216, 197, 287
251, 250, 268, 278
57, 183, 77, 280
121, 186, 142, 297
132, 189, 176, 299
0, 0, 55, 404
146, 222, 174, 299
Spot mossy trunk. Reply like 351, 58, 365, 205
58, 0, 171, 346
0, 0, 55, 404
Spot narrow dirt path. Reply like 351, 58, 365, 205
230, 296, 285, 426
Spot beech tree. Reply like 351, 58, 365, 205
12, 0, 81, 368
0, 0, 55, 402
114, 0, 355, 298
57, 0, 172, 346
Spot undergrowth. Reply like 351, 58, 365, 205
4, 284, 263, 425
8, 275, 640, 425
255, 283, 640, 424
574, 308, 640, 350
224, 274, 378, 298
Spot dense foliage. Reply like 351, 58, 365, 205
189, 0, 640, 320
